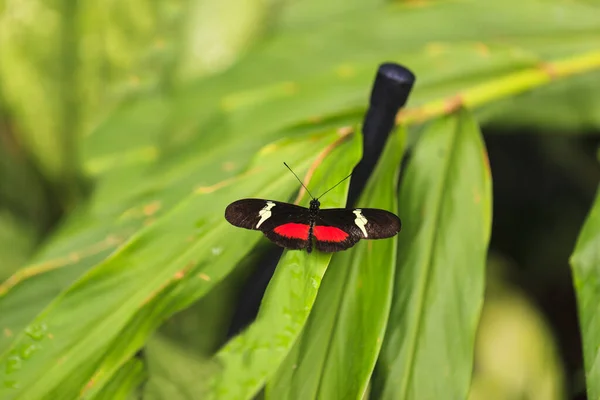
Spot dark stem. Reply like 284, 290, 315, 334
347, 63, 415, 206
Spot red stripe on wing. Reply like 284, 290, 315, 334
313, 225, 348, 242
273, 223, 310, 240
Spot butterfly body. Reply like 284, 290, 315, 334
225, 198, 400, 253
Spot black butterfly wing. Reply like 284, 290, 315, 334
224, 198, 311, 250
314, 208, 401, 252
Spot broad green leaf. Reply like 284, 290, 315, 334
570, 186, 600, 400
267, 128, 405, 399
375, 109, 492, 399
206, 127, 362, 400
0, 129, 355, 399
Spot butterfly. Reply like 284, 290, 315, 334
224, 163, 401, 253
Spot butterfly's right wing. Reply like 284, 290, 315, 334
313, 207, 401, 252
225, 198, 311, 250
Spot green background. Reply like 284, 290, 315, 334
1, 0, 599, 399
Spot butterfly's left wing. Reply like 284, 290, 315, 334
314, 208, 401, 252
225, 198, 311, 250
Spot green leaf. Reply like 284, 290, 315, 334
142, 334, 218, 400
570, 186, 600, 400
91, 357, 146, 400
266, 128, 405, 399
479, 71, 600, 132
0, 213, 35, 282
0, 129, 354, 399
206, 128, 362, 400
375, 109, 492, 399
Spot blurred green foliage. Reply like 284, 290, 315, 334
0, 0, 599, 399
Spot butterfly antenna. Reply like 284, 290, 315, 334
283, 162, 315, 199
317, 171, 353, 200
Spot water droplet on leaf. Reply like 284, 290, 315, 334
20, 344, 41, 359
25, 323, 47, 341
5, 354, 21, 374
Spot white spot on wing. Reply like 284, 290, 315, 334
256, 201, 276, 228
353, 209, 368, 237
